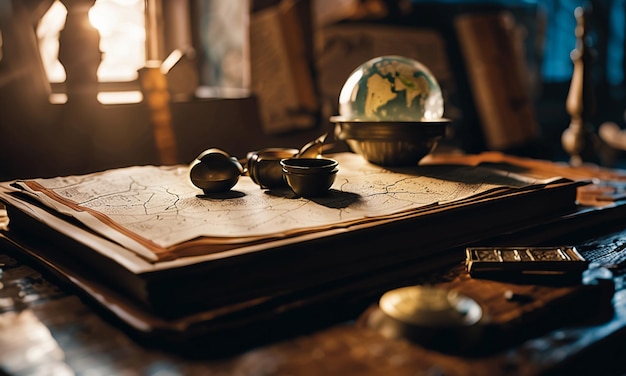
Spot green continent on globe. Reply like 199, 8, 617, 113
363, 58, 432, 121
364, 73, 396, 118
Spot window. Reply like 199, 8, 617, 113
37, 0, 145, 104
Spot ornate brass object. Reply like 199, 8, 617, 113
562, 6, 603, 166
378, 286, 482, 327
367, 285, 483, 350
189, 148, 244, 193
280, 158, 338, 197
332, 118, 449, 166
247, 148, 299, 189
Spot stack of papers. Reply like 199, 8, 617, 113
0, 152, 581, 321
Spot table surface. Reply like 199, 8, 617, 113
2, 218, 626, 375
4, 154, 626, 375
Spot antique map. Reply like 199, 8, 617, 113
4, 153, 562, 262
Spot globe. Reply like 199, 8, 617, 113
338, 55, 444, 122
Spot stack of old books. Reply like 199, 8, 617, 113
0, 151, 583, 348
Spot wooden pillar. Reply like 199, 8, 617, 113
141, 0, 179, 165
58, 0, 100, 104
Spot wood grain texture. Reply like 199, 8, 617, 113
3, 224, 626, 375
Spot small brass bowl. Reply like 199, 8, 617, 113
280, 158, 338, 197
366, 286, 483, 352
331, 117, 450, 166
247, 148, 298, 189
190, 148, 244, 193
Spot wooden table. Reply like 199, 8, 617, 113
2, 215, 626, 375
3, 153, 626, 375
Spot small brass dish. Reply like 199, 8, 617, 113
280, 158, 338, 197
247, 148, 298, 189
367, 286, 483, 352
189, 148, 244, 193
378, 286, 482, 328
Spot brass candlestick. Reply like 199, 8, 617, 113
561, 6, 600, 166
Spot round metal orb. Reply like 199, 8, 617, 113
189, 148, 244, 193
